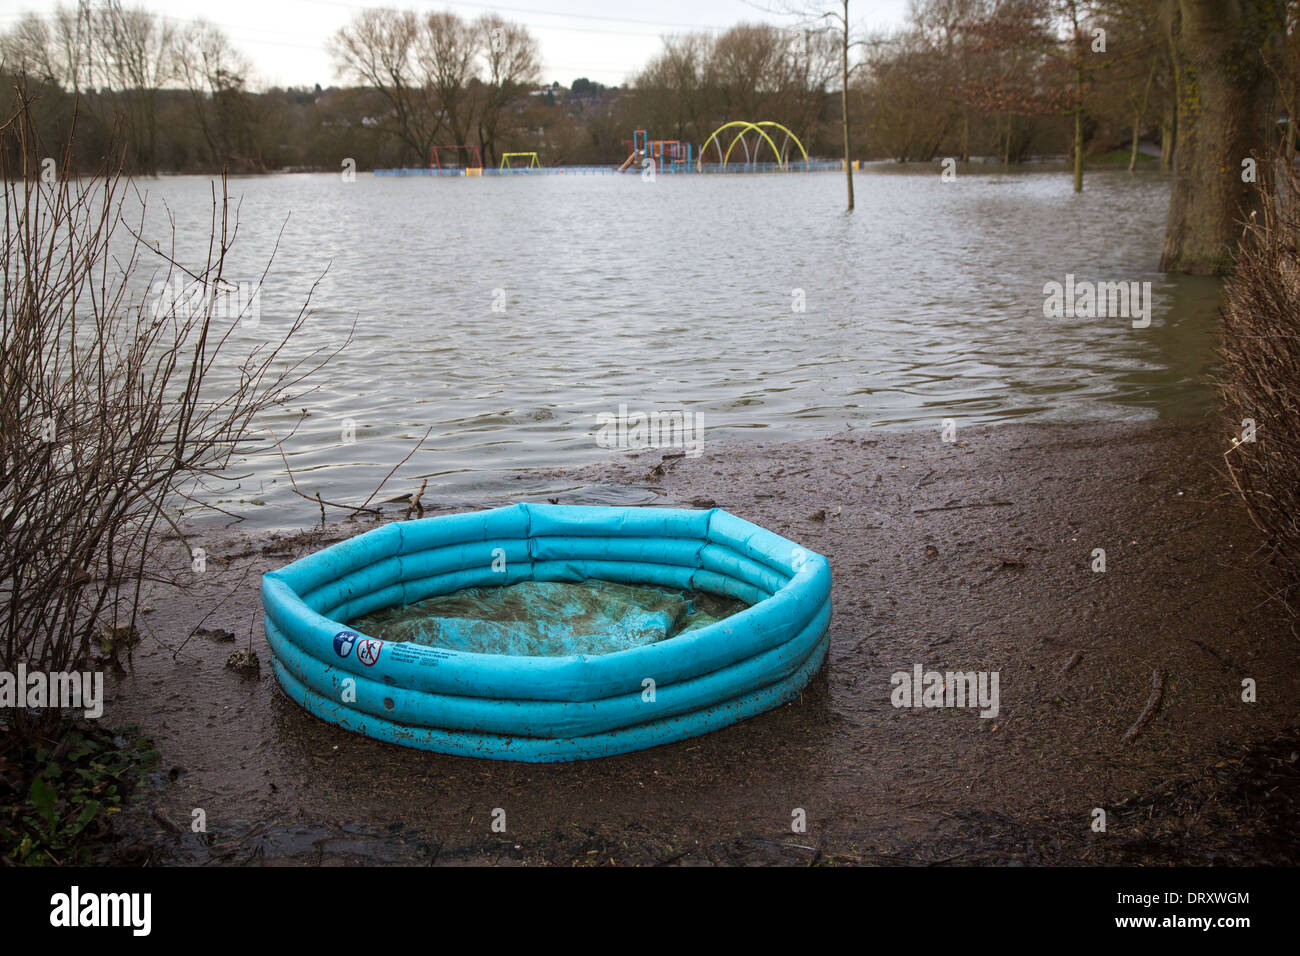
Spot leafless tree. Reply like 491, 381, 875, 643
174, 20, 257, 169
330, 8, 443, 165
417, 11, 480, 162
769, 0, 875, 210
474, 14, 542, 166
0, 88, 330, 735
0, 14, 59, 82
94, 3, 177, 172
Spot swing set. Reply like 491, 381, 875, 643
499, 152, 541, 171
430, 145, 483, 170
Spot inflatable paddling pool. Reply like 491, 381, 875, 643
261, 504, 832, 762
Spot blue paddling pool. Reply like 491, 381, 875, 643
261, 504, 832, 762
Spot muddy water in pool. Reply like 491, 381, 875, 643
126, 165, 1223, 528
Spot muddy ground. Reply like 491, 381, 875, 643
103, 420, 1300, 865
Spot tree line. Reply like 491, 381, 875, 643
1, 1, 1280, 176
0, 3, 550, 173
2, 1, 1294, 272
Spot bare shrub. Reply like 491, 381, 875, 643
0, 87, 329, 731
1220, 154, 1300, 603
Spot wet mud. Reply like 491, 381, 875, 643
104, 421, 1300, 865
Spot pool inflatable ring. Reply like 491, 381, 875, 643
262, 504, 832, 761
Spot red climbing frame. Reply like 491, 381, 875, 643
431, 145, 483, 170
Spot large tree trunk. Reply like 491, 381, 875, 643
1160, 0, 1283, 275
1160, 7, 1180, 171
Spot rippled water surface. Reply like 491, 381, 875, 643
124, 165, 1222, 527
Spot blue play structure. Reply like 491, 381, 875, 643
618, 128, 693, 173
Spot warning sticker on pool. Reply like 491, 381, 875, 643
333, 631, 358, 658
356, 638, 384, 667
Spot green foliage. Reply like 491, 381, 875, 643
0, 723, 160, 865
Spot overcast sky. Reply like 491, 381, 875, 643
0, 0, 912, 89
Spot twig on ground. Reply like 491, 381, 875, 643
354, 425, 435, 515
405, 479, 428, 520
913, 501, 1014, 514
1060, 650, 1083, 677
1122, 669, 1167, 745
261, 418, 385, 519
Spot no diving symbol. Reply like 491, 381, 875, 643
356, 638, 384, 667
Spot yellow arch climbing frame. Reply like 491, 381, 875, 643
697, 121, 809, 171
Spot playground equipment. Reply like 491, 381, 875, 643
697, 121, 809, 171
499, 151, 541, 171
374, 124, 819, 177
261, 503, 832, 762
620, 129, 693, 173
431, 145, 483, 170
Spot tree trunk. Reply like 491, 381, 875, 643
1073, 100, 1085, 192
841, 0, 854, 212
1160, 108, 1176, 170
1160, 5, 1180, 172
1131, 56, 1159, 176
1160, 0, 1283, 275
1072, 3, 1085, 193
1130, 109, 1142, 174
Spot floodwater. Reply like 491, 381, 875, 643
122, 164, 1223, 527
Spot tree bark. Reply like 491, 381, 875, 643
1160, 4, 1180, 171
841, 0, 854, 212
1071, 2, 1085, 193
1160, 102, 1176, 169
1160, 0, 1284, 275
